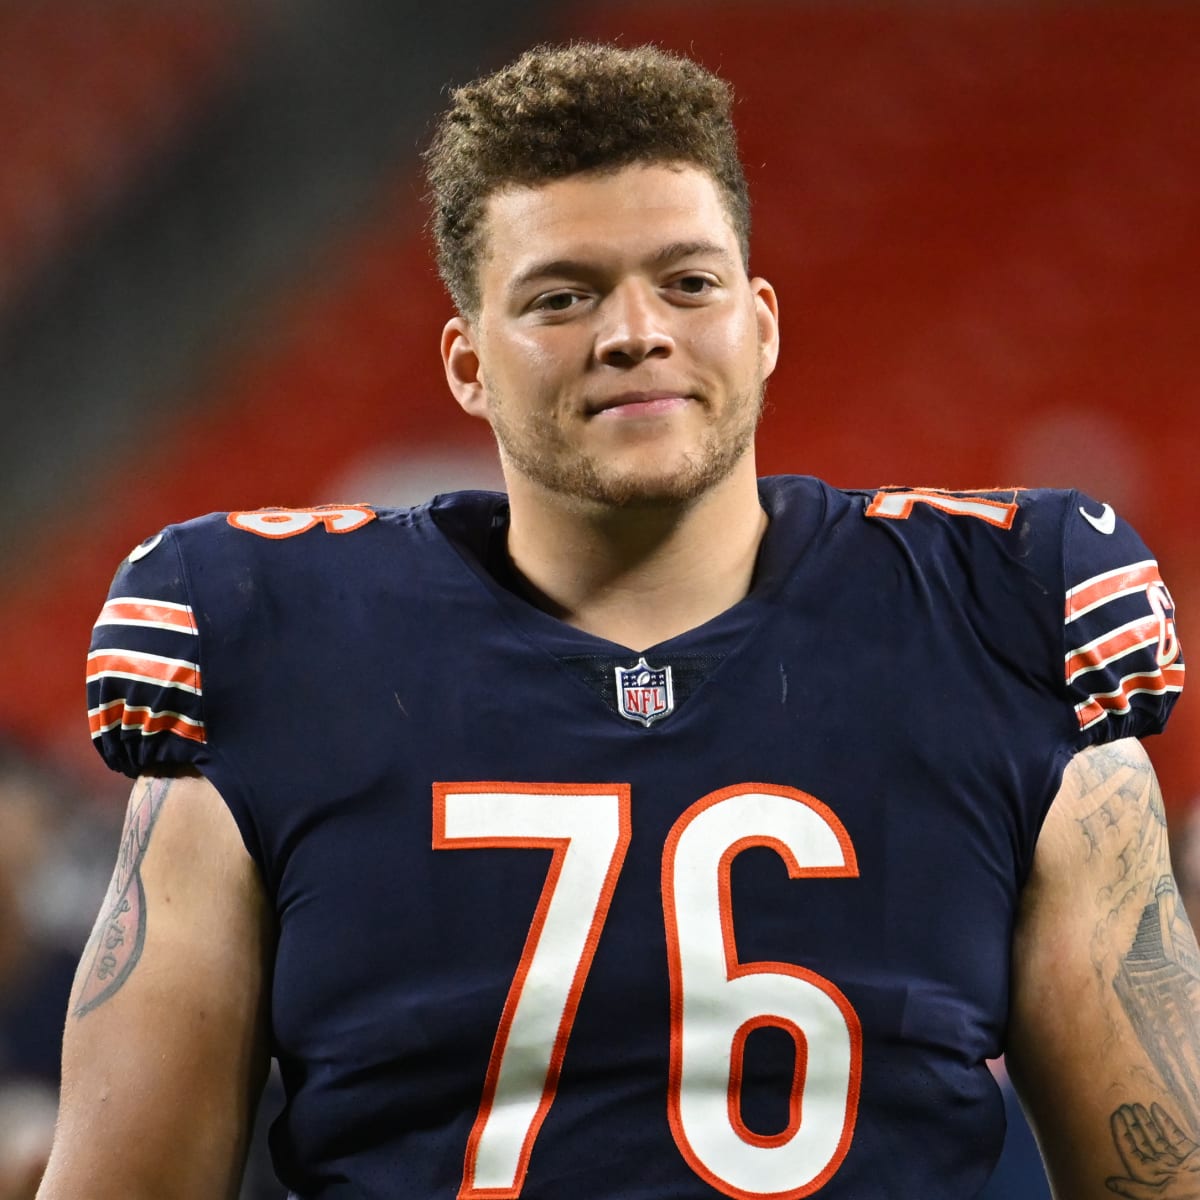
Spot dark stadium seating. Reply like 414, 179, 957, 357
0, 3, 244, 307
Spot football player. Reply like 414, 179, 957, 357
39, 43, 1195, 1199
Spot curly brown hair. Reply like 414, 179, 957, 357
424, 42, 751, 320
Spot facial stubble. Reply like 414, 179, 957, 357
486, 375, 766, 511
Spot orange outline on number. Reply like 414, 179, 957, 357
434, 781, 865, 1199
866, 488, 1018, 529
226, 504, 376, 538
433, 782, 632, 1200
727, 1015, 808, 1150
663, 784, 863, 1200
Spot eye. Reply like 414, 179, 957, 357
668, 274, 717, 298
531, 290, 585, 314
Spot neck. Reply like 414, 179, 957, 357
502, 459, 768, 651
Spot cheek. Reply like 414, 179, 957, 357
699, 311, 764, 376
483, 330, 574, 391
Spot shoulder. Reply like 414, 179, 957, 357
88, 521, 213, 780
853, 482, 1068, 552
173, 503, 411, 574
86, 497, 490, 780
796, 479, 1173, 613
94, 506, 413, 639
855, 484, 1184, 742
767, 478, 1185, 744
767, 478, 1075, 600
153, 496, 507, 599
765, 475, 1075, 552
1053, 495, 1184, 744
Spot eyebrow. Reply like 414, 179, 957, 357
647, 240, 736, 268
508, 240, 737, 296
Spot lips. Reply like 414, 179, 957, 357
586, 391, 691, 416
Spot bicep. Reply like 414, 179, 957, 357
1008, 738, 1200, 1199
38, 773, 273, 1200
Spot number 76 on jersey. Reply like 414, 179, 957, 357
434, 780, 863, 1200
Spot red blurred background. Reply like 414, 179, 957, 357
0, 1, 1192, 805
0, 6, 1193, 1195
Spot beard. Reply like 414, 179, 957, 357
486, 377, 766, 511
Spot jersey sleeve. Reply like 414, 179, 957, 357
87, 528, 208, 777
1062, 492, 1184, 746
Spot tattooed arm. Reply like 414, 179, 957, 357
1008, 738, 1200, 1199
36, 773, 272, 1200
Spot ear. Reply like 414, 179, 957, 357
750, 277, 780, 380
441, 316, 488, 419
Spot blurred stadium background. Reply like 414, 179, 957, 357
0, 1, 1195, 1195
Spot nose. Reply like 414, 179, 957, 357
593, 282, 674, 367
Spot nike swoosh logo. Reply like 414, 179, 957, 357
1080, 502, 1116, 535
127, 532, 163, 562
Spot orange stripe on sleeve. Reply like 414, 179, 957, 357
1065, 561, 1161, 622
1075, 663, 1187, 730
89, 699, 206, 743
95, 598, 198, 634
86, 650, 202, 693
1065, 616, 1161, 683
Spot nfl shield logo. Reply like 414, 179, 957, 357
615, 656, 675, 727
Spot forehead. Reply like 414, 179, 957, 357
478, 164, 740, 283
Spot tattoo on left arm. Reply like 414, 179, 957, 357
72, 778, 171, 1017
1106, 873, 1200, 1196
1073, 746, 1200, 1193
1107, 1103, 1200, 1198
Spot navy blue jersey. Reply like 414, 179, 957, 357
87, 478, 1184, 1199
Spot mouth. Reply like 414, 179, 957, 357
586, 391, 692, 418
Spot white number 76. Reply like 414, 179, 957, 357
434, 782, 861, 1200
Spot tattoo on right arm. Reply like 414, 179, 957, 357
72, 777, 171, 1017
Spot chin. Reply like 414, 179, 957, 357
500, 415, 758, 512
555, 452, 746, 511
583, 479, 707, 511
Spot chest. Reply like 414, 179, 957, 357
224, 565, 1062, 1196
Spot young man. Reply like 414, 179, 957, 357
40, 43, 1195, 1199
